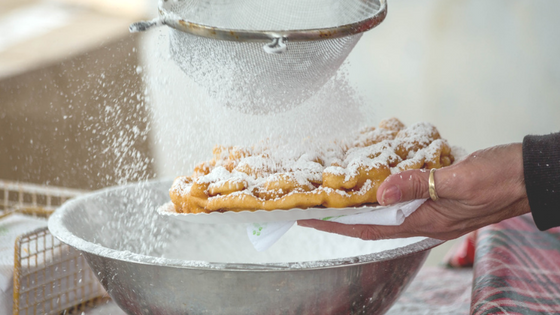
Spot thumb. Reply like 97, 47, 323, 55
377, 169, 438, 205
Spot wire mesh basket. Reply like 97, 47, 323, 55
0, 180, 107, 315
14, 227, 107, 315
0, 180, 85, 219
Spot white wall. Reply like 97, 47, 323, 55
348, 0, 560, 152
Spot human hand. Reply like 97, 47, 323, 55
298, 143, 530, 240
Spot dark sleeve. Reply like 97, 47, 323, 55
522, 133, 560, 231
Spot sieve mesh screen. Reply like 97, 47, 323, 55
157, 0, 383, 113
170, 30, 362, 113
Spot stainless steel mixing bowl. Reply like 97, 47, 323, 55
48, 180, 442, 315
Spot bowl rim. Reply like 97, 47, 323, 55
48, 180, 444, 272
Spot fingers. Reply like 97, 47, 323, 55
376, 169, 431, 205
377, 166, 459, 205
298, 202, 470, 241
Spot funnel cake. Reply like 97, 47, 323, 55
170, 118, 454, 214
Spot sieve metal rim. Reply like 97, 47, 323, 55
133, 0, 387, 42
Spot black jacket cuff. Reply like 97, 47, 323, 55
523, 133, 560, 231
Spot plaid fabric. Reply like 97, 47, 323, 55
471, 214, 560, 315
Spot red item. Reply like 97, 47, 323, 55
444, 231, 477, 268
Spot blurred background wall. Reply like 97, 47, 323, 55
0, 0, 154, 190
347, 0, 560, 153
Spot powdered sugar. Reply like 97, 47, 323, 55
170, 177, 191, 195
197, 166, 237, 184
324, 166, 346, 176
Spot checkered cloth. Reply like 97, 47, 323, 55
471, 214, 560, 315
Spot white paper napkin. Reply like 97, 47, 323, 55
247, 199, 427, 252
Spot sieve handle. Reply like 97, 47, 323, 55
263, 37, 287, 54
130, 18, 163, 33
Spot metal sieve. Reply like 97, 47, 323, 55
131, 0, 388, 113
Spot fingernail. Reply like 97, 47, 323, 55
381, 185, 401, 205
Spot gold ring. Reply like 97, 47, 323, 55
428, 168, 439, 201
